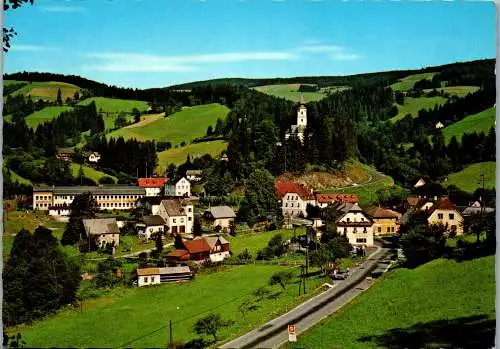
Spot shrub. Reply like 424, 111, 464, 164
99, 176, 115, 184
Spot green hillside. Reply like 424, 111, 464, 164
286, 255, 495, 349
70, 164, 117, 183
445, 162, 495, 193
391, 96, 448, 122
24, 106, 72, 129
107, 103, 230, 145
389, 72, 438, 91
7, 81, 81, 101
7, 168, 32, 186
423, 85, 480, 98
252, 84, 348, 102
156, 140, 228, 172
442, 107, 496, 144
78, 97, 149, 113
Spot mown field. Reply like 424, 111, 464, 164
442, 107, 496, 144
389, 72, 438, 91
285, 255, 495, 349
7, 168, 32, 185
445, 161, 496, 193
9, 263, 328, 348
78, 97, 149, 113
7, 81, 81, 101
107, 103, 229, 145
156, 140, 228, 170
252, 84, 348, 103
391, 96, 448, 122
24, 106, 72, 129
423, 85, 480, 98
226, 228, 305, 257
70, 163, 117, 183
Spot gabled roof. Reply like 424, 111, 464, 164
275, 182, 314, 200
364, 206, 402, 219
316, 193, 359, 204
137, 266, 191, 276
206, 206, 236, 219
143, 215, 166, 226
137, 178, 169, 188
427, 197, 459, 215
137, 267, 160, 276
186, 170, 202, 176
167, 249, 190, 260
161, 198, 187, 217
82, 218, 120, 236
183, 238, 211, 254
406, 196, 421, 207
201, 235, 230, 248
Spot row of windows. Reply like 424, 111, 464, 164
142, 276, 156, 283
286, 195, 300, 201
356, 238, 367, 243
377, 226, 396, 233
343, 227, 368, 234
37, 194, 144, 201
172, 217, 192, 223
345, 217, 365, 222
438, 213, 454, 220
35, 195, 52, 201
285, 202, 300, 208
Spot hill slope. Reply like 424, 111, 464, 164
445, 162, 495, 193
442, 107, 496, 144
24, 106, 72, 129
252, 84, 349, 102
6, 81, 80, 102
286, 255, 495, 349
156, 140, 228, 171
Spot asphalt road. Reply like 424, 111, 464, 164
219, 244, 392, 349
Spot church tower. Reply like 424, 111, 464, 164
297, 95, 307, 128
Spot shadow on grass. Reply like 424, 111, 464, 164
358, 315, 495, 349
267, 291, 282, 300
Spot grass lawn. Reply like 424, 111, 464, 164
70, 163, 117, 183
24, 106, 72, 129
252, 84, 348, 103
390, 96, 448, 122
285, 255, 495, 349
227, 228, 306, 257
78, 97, 149, 113
389, 72, 438, 92
10, 263, 328, 348
445, 162, 496, 193
442, 107, 496, 144
9, 81, 80, 102
156, 140, 228, 171
4, 79, 28, 86
423, 85, 480, 98
107, 103, 229, 146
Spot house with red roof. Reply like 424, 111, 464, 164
137, 178, 169, 197
167, 235, 230, 263
275, 181, 316, 218
422, 196, 464, 234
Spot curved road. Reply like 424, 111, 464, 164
219, 243, 393, 349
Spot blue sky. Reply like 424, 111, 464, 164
3, 0, 496, 89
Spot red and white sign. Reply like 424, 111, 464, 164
288, 324, 297, 342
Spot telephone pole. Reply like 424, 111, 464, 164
169, 320, 173, 348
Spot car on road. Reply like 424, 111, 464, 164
331, 270, 350, 280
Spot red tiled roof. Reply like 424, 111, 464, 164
275, 182, 314, 200
364, 206, 401, 219
427, 197, 458, 216
315, 193, 359, 204
167, 249, 190, 260
183, 238, 211, 254
137, 178, 169, 188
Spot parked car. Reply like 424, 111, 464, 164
331, 270, 350, 280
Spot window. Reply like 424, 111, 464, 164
285, 203, 288, 207
291, 203, 294, 208
151, 277, 155, 283
391, 226, 395, 232
188, 217, 192, 221
181, 218, 184, 223
297, 203, 300, 208
361, 218, 364, 221
387, 227, 391, 233
346, 218, 350, 222
189, 208, 192, 212
378, 227, 382, 233
353, 228, 357, 233
145, 277, 149, 283
438, 213, 443, 219
173, 218, 176, 223
356, 238, 367, 243
449, 213, 454, 220
343, 228, 347, 234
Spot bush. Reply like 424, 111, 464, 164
236, 249, 253, 264
99, 176, 115, 184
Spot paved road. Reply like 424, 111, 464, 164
219, 245, 392, 349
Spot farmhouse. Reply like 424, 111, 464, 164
435, 121, 444, 129
186, 170, 203, 182
136, 266, 193, 287
167, 238, 211, 263
33, 185, 146, 212
364, 206, 401, 236
137, 177, 169, 197
203, 206, 236, 229
82, 218, 120, 250
157, 198, 194, 235
315, 193, 360, 208
423, 196, 464, 234
136, 215, 166, 240
199, 235, 231, 262
55, 147, 75, 162
336, 203, 374, 246
285, 96, 308, 143
164, 177, 191, 197
88, 152, 101, 163
275, 181, 315, 218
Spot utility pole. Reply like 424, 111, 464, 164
169, 320, 173, 348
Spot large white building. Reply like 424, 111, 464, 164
336, 203, 374, 247
275, 181, 316, 217
157, 198, 194, 235
285, 96, 308, 143
164, 177, 191, 197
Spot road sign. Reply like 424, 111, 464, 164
288, 325, 296, 334
288, 324, 297, 342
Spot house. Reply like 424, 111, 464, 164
88, 152, 101, 163
422, 197, 464, 234
157, 198, 194, 235
196, 235, 231, 262
461, 201, 495, 217
137, 177, 169, 197
275, 181, 316, 218
167, 238, 211, 263
55, 147, 75, 162
164, 177, 191, 197
435, 121, 444, 129
414, 177, 428, 188
364, 206, 401, 236
136, 215, 166, 240
220, 153, 229, 162
203, 206, 236, 229
315, 193, 360, 208
137, 266, 192, 287
82, 218, 120, 250
186, 170, 203, 182
285, 96, 309, 143
33, 185, 146, 212
335, 203, 374, 247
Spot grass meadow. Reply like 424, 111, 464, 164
442, 107, 496, 144
389, 72, 438, 91
227, 228, 305, 256
8, 168, 32, 185
70, 163, 117, 183
24, 106, 72, 129
107, 103, 229, 145
78, 97, 149, 113
8, 81, 80, 101
390, 96, 448, 122
156, 140, 228, 171
423, 85, 480, 98
285, 255, 495, 349
252, 84, 348, 103
445, 162, 496, 193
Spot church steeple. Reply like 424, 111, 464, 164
297, 95, 307, 128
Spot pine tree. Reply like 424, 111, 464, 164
61, 192, 97, 247
56, 88, 62, 106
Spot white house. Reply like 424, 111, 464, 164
88, 152, 101, 163
336, 203, 374, 247
136, 215, 166, 240
435, 121, 444, 129
137, 178, 169, 197
186, 170, 203, 182
285, 96, 309, 143
421, 197, 464, 234
203, 206, 236, 229
164, 177, 191, 197
157, 198, 194, 235
197, 235, 231, 262
137, 266, 192, 287
275, 181, 316, 218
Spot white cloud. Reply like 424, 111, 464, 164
82, 63, 197, 73
41, 6, 86, 13
298, 44, 344, 53
9, 45, 59, 52
330, 52, 362, 60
